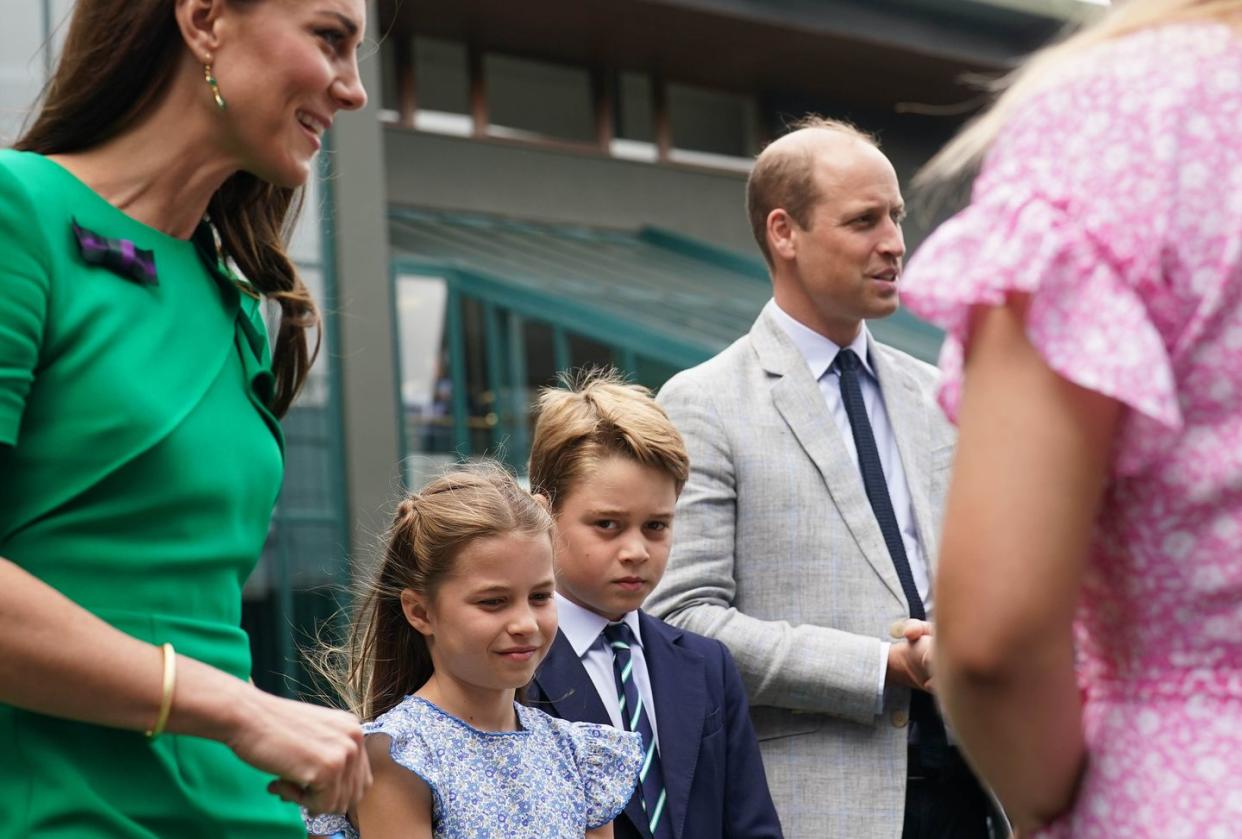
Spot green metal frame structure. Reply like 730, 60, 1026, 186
388, 207, 944, 476
248, 143, 351, 698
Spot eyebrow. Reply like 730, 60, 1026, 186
321, 10, 360, 37
845, 200, 903, 213
588, 508, 674, 519
470, 580, 555, 595
470, 585, 512, 595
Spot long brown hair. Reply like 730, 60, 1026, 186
325, 465, 554, 721
17, 0, 318, 416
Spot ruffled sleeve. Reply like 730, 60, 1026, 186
564, 721, 643, 829
899, 47, 1215, 476
302, 701, 444, 839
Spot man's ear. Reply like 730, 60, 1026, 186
400, 588, 433, 636
174, 0, 225, 63
767, 208, 798, 261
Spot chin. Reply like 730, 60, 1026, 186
866, 297, 901, 319
247, 157, 313, 190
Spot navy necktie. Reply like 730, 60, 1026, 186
603, 622, 672, 839
833, 348, 948, 760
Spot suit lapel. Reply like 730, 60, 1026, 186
868, 335, 939, 575
640, 613, 704, 839
752, 309, 907, 607
532, 631, 650, 838
531, 631, 613, 726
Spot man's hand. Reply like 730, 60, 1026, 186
886, 619, 935, 692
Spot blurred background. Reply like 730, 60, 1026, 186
0, 0, 1103, 697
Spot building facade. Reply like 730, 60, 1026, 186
2, 0, 1100, 695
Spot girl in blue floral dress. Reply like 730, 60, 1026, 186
306, 467, 641, 838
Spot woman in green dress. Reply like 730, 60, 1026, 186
0, 1, 373, 835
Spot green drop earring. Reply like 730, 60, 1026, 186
203, 57, 227, 111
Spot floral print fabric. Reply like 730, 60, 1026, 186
305, 696, 641, 838
901, 22, 1242, 838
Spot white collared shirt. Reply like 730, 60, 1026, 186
768, 300, 932, 707
554, 593, 661, 749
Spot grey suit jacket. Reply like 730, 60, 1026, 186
646, 303, 956, 839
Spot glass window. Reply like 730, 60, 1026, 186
486, 54, 594, 144
394, 274, 458, 488
569, 333, 615, 373
617, 71, 654, 142
668, 82, 756, 158
633, 355, 682, 392
414, 37, 470, 115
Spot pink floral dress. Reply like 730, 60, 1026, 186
901, 22, 1242, 838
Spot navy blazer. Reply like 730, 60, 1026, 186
527, 610, 783, 839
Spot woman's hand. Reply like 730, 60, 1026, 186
227, 687, 372, 816
0, 558, 371, 815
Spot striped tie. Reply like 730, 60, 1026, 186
603, 622, 672, 839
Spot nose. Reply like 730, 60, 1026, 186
617, 532, 650, 565
508, 603, 539, 637
879, 216, 905, 259
331, 61, 368, 112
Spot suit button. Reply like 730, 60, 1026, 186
891, 709, 909, 728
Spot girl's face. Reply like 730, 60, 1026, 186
411, 532, 558, 695
210, 0, 368, 187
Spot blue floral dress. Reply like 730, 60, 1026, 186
305, 696, 641, 838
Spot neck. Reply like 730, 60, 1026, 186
416, 674, 519, 732
771, 289, 863, 348
48, 70, 242, 240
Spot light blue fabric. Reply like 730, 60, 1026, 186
305, 696, 641, 838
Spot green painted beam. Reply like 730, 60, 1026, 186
392, 258, 716, 370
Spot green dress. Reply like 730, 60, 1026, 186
0, 151, 304, 837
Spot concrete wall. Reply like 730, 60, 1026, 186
382, 123, 949, 260
384, 128, 755, 253
0, 1, 74, 144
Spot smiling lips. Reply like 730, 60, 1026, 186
497, 646, 538, 662
296, 109, 331, 149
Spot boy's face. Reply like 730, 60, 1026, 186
553, 455, 678, 621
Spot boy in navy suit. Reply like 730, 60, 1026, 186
527, 370, 782, 839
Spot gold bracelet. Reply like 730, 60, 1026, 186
145, 642, 176, 740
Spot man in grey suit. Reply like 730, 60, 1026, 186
646, 118, 993, 838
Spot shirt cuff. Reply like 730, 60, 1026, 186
876, 642, 890, 715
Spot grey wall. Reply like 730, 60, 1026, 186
383, 125, 949, 259
0, 0, 75, 144
383, 128, 758, 255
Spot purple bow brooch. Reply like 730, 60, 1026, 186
72, 219, 158, 287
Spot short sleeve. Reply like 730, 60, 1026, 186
903, 190, 1179, 478
301, 713, 443, 839
564, 722, 643, 829
303, 809, 356, 839
0, 162, 52, 446
899, 27, 1239, 476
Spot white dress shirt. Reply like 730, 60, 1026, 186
768, 301, 933, 708
554, 593, 661, 749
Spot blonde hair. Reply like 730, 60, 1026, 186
319, 464, 553, 720
918, 0, 1242, 185
747, 115, 879, 265
528, 368, 690, 510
